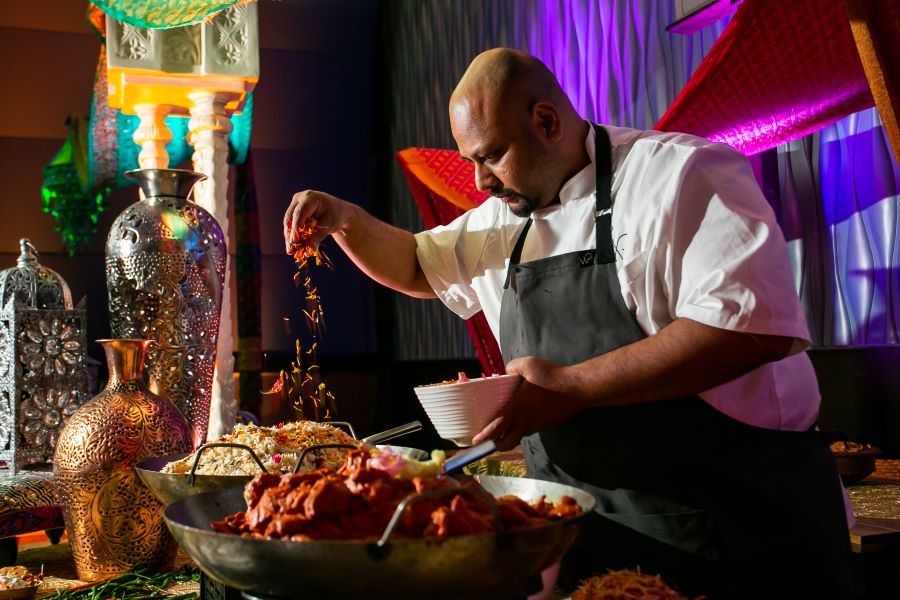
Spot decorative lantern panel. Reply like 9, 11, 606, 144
0, 239, 88, 472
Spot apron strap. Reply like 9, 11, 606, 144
593, 124, 615, 265
502, 122, 615, 290
503, 219, 533, 290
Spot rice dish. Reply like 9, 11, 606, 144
162, 421, 357, 476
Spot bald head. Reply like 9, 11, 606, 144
449, 49, 589, 218
450, 48, 572, 127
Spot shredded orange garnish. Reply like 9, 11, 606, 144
269, 219, 338, 421
572, 568, 702, 600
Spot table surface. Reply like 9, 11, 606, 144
7, 454, 899, 595
848, 459, 900, 553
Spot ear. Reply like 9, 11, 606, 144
532, 101, 562, 143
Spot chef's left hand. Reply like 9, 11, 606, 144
472, 356, 587, 451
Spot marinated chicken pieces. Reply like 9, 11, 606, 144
212, 449, 581, 541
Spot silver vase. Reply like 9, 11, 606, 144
105, 169, 226, 448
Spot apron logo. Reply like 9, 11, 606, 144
616, 234, 628, 260
579, 251, 594, 266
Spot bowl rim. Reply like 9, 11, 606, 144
413, 373, 520, 390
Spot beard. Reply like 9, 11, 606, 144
491, 188, 543, 218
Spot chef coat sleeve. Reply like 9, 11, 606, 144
414, 208, 490, 320
665, 143, 812, 350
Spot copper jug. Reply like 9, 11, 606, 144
53, 339, 191, 581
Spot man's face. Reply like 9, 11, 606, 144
451, 100, 556, 218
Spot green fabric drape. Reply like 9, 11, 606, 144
41, 116, 109, 254
91, 0, 244, 29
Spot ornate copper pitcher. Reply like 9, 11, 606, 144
53, 339, 191, 581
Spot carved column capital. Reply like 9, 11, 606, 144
187, 91, 234, 155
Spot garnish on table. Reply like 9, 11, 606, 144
572, 567, 703, 600
46, 565, 199, 599
0, 565, 42, 590
269, 219, 336, 421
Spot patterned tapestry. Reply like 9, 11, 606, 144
656, 0, 873, 155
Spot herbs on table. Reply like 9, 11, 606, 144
47, 565, 199, 599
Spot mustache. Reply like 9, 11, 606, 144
489, 188, 520, 199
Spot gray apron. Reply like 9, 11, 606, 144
497, 125, 855, 598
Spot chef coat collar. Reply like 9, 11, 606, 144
531, 121, 596, 220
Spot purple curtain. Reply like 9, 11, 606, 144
819, 111, 900, 344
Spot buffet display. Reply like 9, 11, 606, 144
164, 471, 595, 598
135, 419, 427, 505
3, 164, 728, 599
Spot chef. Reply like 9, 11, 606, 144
283, 48, 855, 598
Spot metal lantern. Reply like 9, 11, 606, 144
0, 238, 87, 472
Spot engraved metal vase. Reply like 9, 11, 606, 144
53, 339, 191, 581
106, 169, 226, 448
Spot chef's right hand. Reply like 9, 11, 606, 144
283, 190, 351, 254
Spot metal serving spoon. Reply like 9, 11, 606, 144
361, 420, 423, 445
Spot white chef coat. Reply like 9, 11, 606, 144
415, 123, 821, 432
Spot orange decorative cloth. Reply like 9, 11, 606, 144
396, 149, 503, 375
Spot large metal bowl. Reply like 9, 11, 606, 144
164, 475, 595, 598
136, 452, 248, 506
137, 444, 431, 505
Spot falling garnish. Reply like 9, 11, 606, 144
290, 219, 333, 270
268, 219, 337, 421
290, 220, 333, 338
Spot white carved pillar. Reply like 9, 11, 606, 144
188, 91, 235, 439
132, 104, 172, 169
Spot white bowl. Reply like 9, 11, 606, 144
413, 374, 520, 446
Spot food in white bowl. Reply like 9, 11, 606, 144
413, 373, 520, 446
